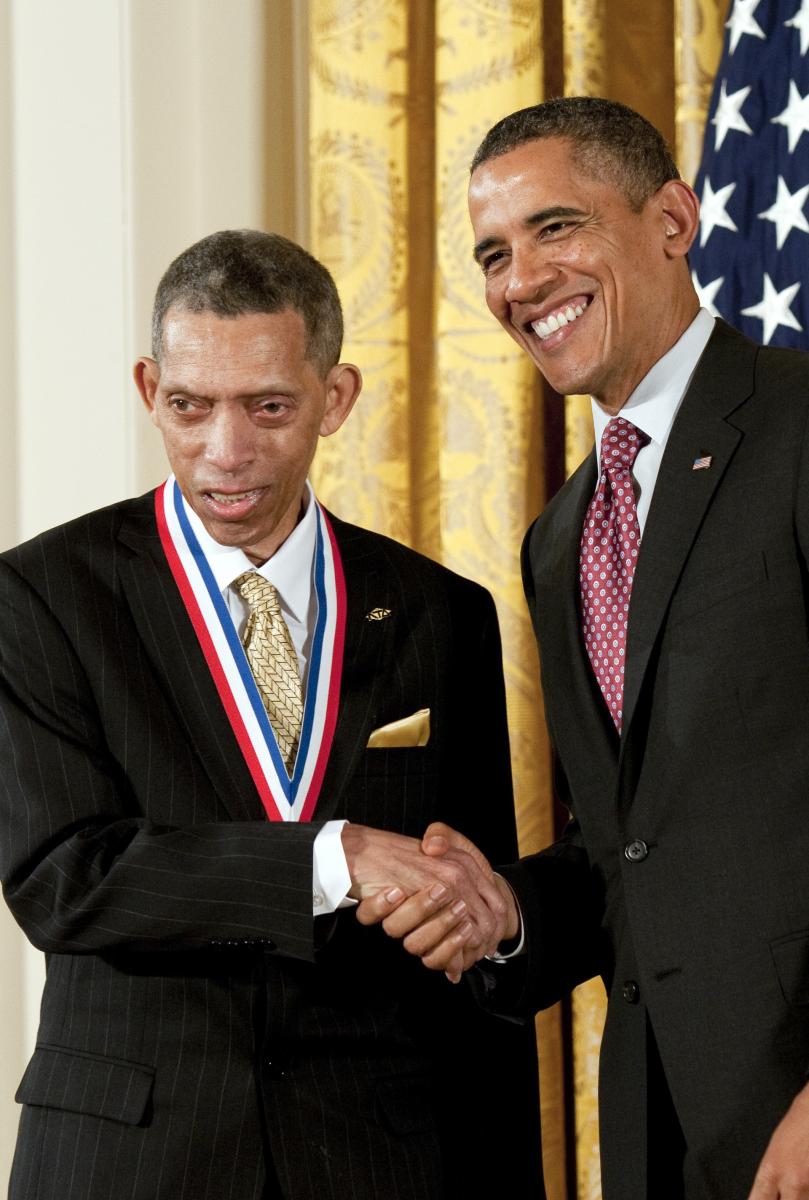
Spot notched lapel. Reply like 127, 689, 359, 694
622, 323, 754, 742
531, 452, 620, 789
312, 517, 397, 820
116, 509, 267, 823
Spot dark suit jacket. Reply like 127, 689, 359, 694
501, 320, 809, 1200
0, 495, 541, 1200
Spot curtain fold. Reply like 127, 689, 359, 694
308, 3, 726, 1195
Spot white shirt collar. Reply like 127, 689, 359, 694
591, 308, 715, 465
181, 482, 317, 625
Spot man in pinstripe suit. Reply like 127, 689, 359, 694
0, 231, 541, 1199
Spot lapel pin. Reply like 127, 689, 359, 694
365, 607, 392, 622
692, 455, 712, 471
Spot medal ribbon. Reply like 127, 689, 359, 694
155, 477, 345, 821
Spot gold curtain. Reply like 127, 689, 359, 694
309, 2, 726, 1196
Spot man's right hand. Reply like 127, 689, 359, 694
342, 822, 509, 971
348, 822, 519, 981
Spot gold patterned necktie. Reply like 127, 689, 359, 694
235, 571, 304, 773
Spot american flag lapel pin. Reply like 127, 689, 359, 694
692, 454, 712, 471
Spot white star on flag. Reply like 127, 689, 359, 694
699, 178, 738, 246
691, 0, 809, 351
758, 175, 809, 247
741, 274, 803, 343
712, 80, 753, 150
786, 0, 809, 55
772, 79, 809, 151
692, 271, 725, 316
726, 0, 766, 54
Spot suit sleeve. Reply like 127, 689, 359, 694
0, 558, 319, 962
473, 525, 606, 1015
436, 582, 519, 862
405, 577, 544, 1186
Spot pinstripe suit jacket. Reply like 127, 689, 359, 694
0, 493, 541, 1200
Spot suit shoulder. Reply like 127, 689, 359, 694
1, 492, 154, 582
755, 342, 809, 392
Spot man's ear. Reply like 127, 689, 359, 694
133, 357, 161, 425
657, 178, 700, 258
320, 362, 363, 438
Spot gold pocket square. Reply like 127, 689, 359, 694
366, 708, 430, 749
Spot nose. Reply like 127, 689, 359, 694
503, 243, 557, 305
204, 404, 256, 473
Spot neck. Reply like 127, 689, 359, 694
594, 294, 701, 417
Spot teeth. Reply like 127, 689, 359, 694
209, 489, 259, 504
531, 302, 587, 341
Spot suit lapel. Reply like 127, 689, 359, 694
311, 516, 398, 821
533, 451, 620, 799
116, 497, 267, 822
621, 322, 754, 742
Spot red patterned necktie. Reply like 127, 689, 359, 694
579, 417, 650, 732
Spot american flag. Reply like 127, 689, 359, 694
689, 0, 809, 348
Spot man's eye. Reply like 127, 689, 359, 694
481, 251, 505, 274
169, 397, 193, 413
540, 221, 572, 239
259, 401, 285, 415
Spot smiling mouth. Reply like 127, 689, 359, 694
529, 297, 592, 341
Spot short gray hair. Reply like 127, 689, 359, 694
152, 229, 343, 374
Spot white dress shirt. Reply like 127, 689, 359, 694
182, 484, 352, 915
591, 308, 715, 530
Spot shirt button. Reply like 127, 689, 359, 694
624, 839, 649, 863
312, 891, 324, 908
622, 980, 640, 1004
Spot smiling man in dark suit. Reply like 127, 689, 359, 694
0, 229, 540, 1200
360, 97, 809, 1200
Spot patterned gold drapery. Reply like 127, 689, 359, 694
309, 3, 726, 1196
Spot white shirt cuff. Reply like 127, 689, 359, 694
485, 874, 525, 960
312, 819, 356, 914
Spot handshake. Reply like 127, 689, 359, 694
341, 823, 520, 983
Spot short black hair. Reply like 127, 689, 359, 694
471, 96, 680, 211
152, 229, 343, 374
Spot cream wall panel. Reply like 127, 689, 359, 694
125, 0, 269, 490
0, 1, 17, 553
11, 0, 131, 542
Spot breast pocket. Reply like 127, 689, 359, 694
666, 551, 769, 630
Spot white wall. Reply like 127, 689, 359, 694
0, 0, 305, 1180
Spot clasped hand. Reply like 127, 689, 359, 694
342, 822, 519, 982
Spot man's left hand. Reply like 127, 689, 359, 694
749, 1081, 809, 1199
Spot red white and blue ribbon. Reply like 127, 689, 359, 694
155, 476, 346, 822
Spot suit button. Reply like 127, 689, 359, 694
265, 1060, 286, 1080
622, 980, 640, 1004
624, 839, 648, 862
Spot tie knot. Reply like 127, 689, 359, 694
235, 571, 282, 616
600, 417, 649, 474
